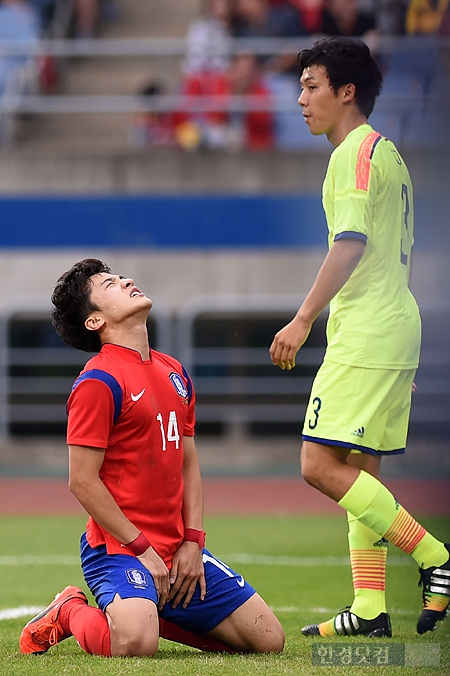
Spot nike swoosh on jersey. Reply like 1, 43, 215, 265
236, 576, 245, 587
131, 388, 146, 402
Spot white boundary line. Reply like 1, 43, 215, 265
0, 556, 79, 566
0, 554, 414, 567
0, 554, 415, 622
0, 605, 415, 622
271, 606, 416, 616
227, 554, 413, 567
0, 606, 44, 621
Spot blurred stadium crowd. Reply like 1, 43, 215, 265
0, 0, 449, 150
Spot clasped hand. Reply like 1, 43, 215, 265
138, 542, 205, 611
167, 541, 206, 609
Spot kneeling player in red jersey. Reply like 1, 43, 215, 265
20, 258, 285, 658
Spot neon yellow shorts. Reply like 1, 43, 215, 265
302, 359, 416, 455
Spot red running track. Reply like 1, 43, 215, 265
0, 478, 449, 515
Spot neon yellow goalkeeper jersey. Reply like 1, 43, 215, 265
323, 123, 421, 368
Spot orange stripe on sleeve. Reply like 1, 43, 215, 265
355, 132, 382, 191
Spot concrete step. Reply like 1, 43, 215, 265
15, 113, 133, 153
102, 0, 200, 39
58, 56, 181, 95
15, 0, 201, 153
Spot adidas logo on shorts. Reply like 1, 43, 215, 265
351, 427, 365, 438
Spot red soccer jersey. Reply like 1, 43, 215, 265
66, 343, 195, 566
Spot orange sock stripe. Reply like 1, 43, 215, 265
353, 581, 386, 590
352, 563, 387, 570
350, 549, 387, 591
350, 552, 387, 562
350, 552, 387, 563
352, 565, 387, 575
387, 507, 409, 533
425, 594, 450, 612
352, 575, 386, 590
384, 508, 426, 554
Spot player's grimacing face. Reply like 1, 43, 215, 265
298, 64, 341, 137
88, 272, 152, 321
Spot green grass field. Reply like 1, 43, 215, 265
0, 514, 448, 675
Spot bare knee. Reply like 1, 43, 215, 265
301, 463, 322, 488
300, 444, 322, 488
111, 631, 158, 657
241, 615, 285, 653
106, 596, 158, 657
253, 617, 285, 653
301, 441, 362, 501
301, 440, 347, 488
211, 594, 285, 653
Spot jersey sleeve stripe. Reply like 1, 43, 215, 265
355, 132, 382, 191
181, 365, 193, 405
71, 369, 123, 423
334, 232, 367, 243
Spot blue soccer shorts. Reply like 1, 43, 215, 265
80, 533, 256, 635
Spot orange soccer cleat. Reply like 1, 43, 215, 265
19, 586, 88, 655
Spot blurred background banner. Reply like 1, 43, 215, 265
0, 194, 326, 247
0, 192, 448, 248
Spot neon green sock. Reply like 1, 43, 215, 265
347, 513, 387, 619
339, 471, 448, 569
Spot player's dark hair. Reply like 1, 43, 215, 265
51, 258, 111, 352
298, 37, 383, 118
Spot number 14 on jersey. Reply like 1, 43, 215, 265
156, 411, 180, 451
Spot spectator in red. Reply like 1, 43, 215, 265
175, 54, 274, 151
284, 0, 325, 34
228, 52, 274, 150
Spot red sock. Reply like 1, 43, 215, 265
60, 602, 111, 656
159, 618, 236, 653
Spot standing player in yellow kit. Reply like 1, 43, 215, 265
270, 37, 450, 637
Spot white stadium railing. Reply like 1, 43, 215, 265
1, 35, 448, 58
0, 36, 449, 116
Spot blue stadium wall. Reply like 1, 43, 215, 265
0, 195, 325, 248
0, 193, 446, 249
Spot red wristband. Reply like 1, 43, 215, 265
125, 532, 151, 556
184, 528, 206, 549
